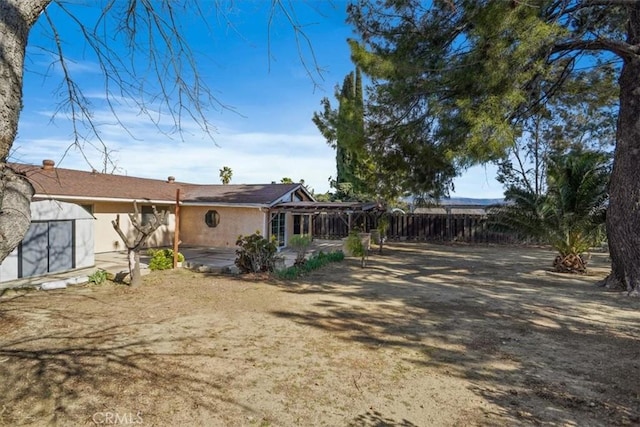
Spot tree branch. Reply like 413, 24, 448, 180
111, 214, 130, 246
552, 38, 639, 60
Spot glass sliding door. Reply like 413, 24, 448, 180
271, 212, 286, 247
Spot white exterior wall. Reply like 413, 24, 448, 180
0, 200, 95, 283
75, 219, 95, 268
0, 248, 18, 282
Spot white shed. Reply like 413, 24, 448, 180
0, 200, 95, 282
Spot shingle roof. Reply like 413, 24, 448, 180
12, 163, 181, 202
11, 162, 304, 206
183, 184, 301, 205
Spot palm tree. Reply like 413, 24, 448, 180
219, 166, 233, 185
490, 149, 610, 273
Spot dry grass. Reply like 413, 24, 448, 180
0, 243, 638, 426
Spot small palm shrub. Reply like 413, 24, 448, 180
489, 148, 610, 273
148, 249, 185, 271
235, 231, 279, 273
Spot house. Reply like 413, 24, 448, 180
4, 160, 315, 282
178, 183, 317, 249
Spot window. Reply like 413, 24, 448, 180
293, 215, 310, 235
271, 212, 285, 247
205, 210, 220, 228
294, 215, 300, 234
141, 205, 169, 226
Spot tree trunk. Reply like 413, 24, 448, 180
604, 5, 640, 296
0, 166, 34, 262
0, 0, 52, 263
553, 254, 587, 274
128, 249, 142, 288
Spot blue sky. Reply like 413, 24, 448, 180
14, 1, 503, 199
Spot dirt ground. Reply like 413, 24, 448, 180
0, 243, 639, 426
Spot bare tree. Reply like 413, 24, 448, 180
111, 202, 169, 288
0, 0, 325, 264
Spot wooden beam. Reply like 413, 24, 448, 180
173, 189, 181, 268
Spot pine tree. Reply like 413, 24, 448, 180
347, 1, 640, 294
313, 68, 371, 200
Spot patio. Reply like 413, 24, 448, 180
0, 239, 344, 290
98, 239, 343, 275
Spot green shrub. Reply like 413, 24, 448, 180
288, 234, 312, 265
345, 230, 369, 267
235, 231, 279, 273
148, 248, 185, 271
88, 269, 108, 285
277, 266, 301, 280
276, 250, 345, 279
345, 231, 366, 257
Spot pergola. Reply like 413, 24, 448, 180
270, 201, 383, 235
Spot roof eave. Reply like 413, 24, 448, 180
34, 195, 176, 205
179, 201, 269, 209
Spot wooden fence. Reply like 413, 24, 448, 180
313, 212, 518, 244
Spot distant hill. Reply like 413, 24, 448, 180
439, 197, 504, 206
401, 196, 506, 207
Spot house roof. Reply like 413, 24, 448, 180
182, 183, 305, 206
12, 163, 181, 202
11, 162, 312, 206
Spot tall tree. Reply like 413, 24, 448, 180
0, 1, 45, 267
497, 67, 617, 196
313, 68, 372, 200
497, 67, 618, 196
347, 1, 640, 294
219, 166, 233, 185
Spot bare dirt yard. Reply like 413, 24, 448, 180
1, 243, 639, 426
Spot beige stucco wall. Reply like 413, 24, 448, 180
180, 206, 266, 248
92, 202, 175, 253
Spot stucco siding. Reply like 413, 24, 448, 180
180, 206, 265, 248
92, 202, 175, 253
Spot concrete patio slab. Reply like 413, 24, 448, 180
0, 240, 344, 290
